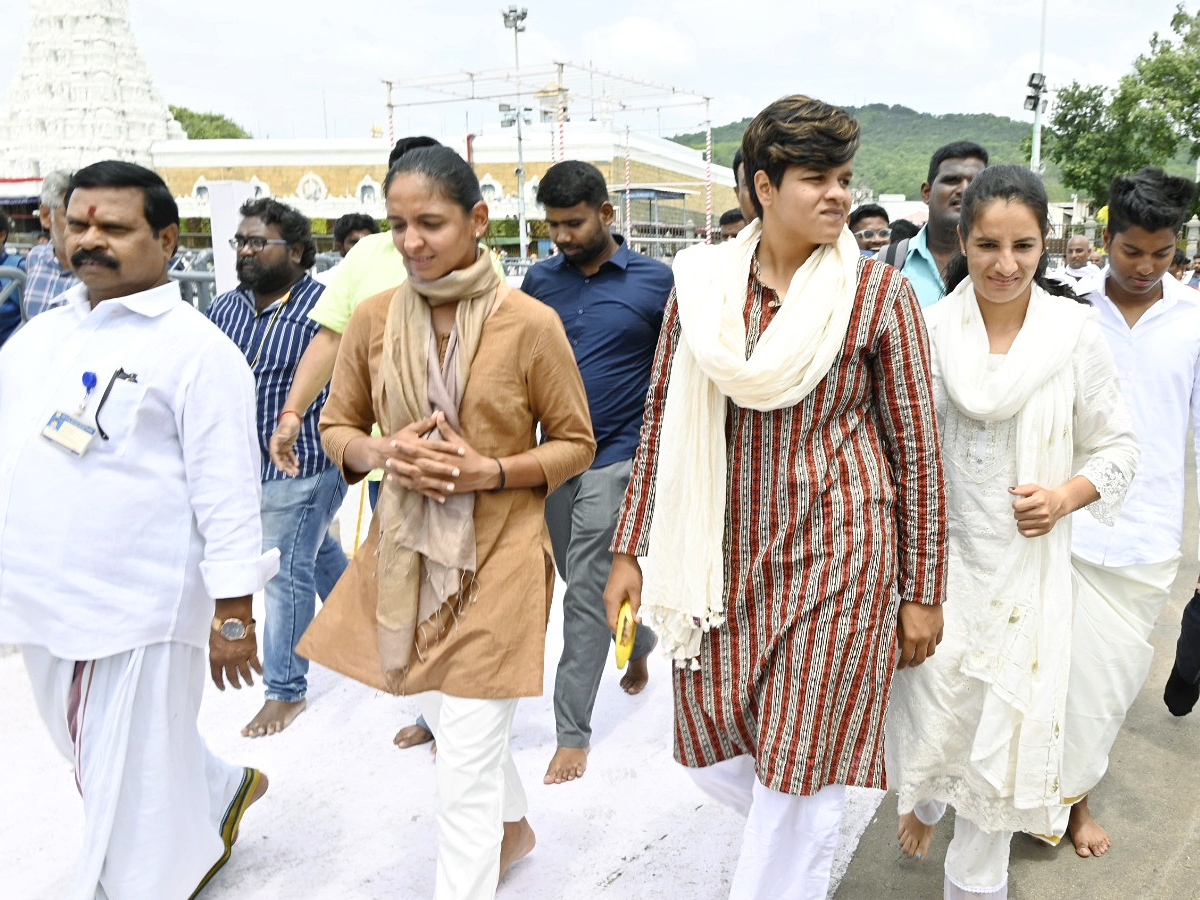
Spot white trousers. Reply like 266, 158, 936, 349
23, 642, 244, 900
689, 754, 846, 900
417, 692, 527, 900
914, 801, 1009, 900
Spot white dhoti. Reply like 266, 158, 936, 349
688, 754, 847, 900
417, 692, 527, 900
1059, 555, 1180, 806
23, 642, 248, 900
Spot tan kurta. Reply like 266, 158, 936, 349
298, 287, 595, 699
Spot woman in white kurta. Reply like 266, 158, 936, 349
886, 165, 1139, 900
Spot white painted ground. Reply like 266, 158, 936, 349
0, 485, 882, 899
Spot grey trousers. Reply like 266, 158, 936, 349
545, 458, 657, 748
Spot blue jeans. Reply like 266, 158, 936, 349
261, 467, 348, 702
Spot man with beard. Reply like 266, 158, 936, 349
207, 197, 348, 738
521, 160, 673, 785
877, 141, 988, 306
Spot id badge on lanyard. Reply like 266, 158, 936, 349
41, 368, 138, 457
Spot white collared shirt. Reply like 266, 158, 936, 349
1072, 270, 1200, 566
1049, 262, 1101, 287
0, 281, 278, 659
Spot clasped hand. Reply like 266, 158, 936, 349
374, 411, 494, 502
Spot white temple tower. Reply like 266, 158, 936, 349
0, 0, 185, 177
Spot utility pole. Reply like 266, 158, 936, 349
502, 6, 529, 259
1026, 0, 1049, 173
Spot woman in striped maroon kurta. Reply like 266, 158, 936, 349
611, 251, 946, 798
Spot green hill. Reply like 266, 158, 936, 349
672, 103, 1068, 200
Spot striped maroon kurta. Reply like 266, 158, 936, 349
612, 256, 946, 796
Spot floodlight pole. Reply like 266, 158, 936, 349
1030, 0, 1048, 173
503, 6, 529, 258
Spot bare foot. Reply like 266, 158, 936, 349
543, 746, 588, 784
1068, 796, 1111, 858
498, 817, 536, 882
898, 811, 935, 861
241, 698, 306, 738
393, 723, 435, 751
620, 653, 651, 695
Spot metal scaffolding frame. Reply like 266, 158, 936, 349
380, 62, 716, 243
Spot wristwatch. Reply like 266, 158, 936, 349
212, 616, 255, 641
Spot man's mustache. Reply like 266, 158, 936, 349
70, 248, 119, 270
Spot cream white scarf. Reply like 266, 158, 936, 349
642, 221, 861, 664
927, 277, 1090, 809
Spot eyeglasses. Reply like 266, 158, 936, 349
853, 228, 892, 240
229, 236, 290, 253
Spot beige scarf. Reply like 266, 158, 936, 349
926, 277, 1090, 809
376, 249, 501, 689
643, 220, 861, 665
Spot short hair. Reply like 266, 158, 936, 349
718, 208, 745, 227
926, 141, 989, 185
333, 213, 379, 245
1107, 167, 1197, 236
0, 212, 9, 234
849, 203, 889, 231
732, 148, 744, 187
741, 95, 859, 218
888, 219, 921, 242
239, 197, 317, 269
1174, 248, 1190, 267
40, 169, 73, 208
387, 136, 441, 169
65, 161, 179, 238
536, 160, 610, 210
385, 145, 482, 213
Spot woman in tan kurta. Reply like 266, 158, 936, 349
300, 146, 594, 900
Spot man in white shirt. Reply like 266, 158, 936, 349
0, 160, 279, 899
1066, 166, 1200, 859
1050, 234, 1101, 286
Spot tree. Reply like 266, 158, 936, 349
1046, 80, 1177, 203
1046, 4, 1200, 203
168, 105, 251, 140
1135, 5, 1200, 157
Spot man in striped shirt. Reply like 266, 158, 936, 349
207, 198, 348, 738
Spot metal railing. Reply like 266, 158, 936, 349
0, 265, 27, 323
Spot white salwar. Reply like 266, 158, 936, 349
416, 692, 527, 900
886, 280, 1138, 894
689, 755, 846, 900
23, 643, 247, 900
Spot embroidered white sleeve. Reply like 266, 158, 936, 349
1079, 458, 1130, 526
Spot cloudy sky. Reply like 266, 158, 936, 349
0, 0, 1190, 140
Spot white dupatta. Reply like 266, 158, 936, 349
927, 276, 1090, 809
642, 220, 861, 664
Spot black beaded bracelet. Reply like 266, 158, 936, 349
488, 457, 506, 492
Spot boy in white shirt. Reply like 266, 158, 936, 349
1068, 166, 1200, 858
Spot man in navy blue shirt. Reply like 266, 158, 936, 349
207, 198, 348, 739
522, 161, 673, 785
